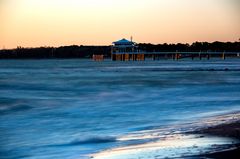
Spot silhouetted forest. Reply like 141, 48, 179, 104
0, 41, 239, 59
138, 41, 240, 52
0, 46, 110, 59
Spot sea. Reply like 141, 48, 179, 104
0, 59, 240, 159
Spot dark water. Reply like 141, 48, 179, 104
0, 59, 240, 159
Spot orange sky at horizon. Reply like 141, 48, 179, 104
0, 0, 240, 49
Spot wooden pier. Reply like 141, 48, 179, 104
111, 51, 239, 61
111, 38, 239, 61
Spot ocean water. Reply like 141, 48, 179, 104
0, 59, 240, 159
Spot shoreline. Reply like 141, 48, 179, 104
191, 120, 240, 158
90, 111, 240, 159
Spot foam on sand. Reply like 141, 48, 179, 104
90, 112, 240, 159
90, 134, 237, 159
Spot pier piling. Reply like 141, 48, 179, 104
207, 54, 210, 60
192, 55, 194, 60
222, 53, 226, 60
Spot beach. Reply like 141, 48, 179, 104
90, 112, 240, 159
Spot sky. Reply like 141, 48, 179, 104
0, 0, 240, 48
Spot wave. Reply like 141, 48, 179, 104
50, 136, 117, 147
0, 104, 33, 115
70, 137, 117, 145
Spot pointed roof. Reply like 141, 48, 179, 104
113, 38, 134, 45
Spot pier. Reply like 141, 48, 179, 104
111, 39, 239, 61
111, 51, 239, 61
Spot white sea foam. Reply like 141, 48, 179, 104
91, 135, 237, 159
90, 112, 240, 159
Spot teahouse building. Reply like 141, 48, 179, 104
111, 38, 144, 61
112, 38, 135, 53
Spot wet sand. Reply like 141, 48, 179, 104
195, 120, 240, 139
193, 120, 240, 159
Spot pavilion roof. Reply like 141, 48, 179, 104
113, 38, 134, 45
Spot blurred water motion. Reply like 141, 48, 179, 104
0, 59, 240, 159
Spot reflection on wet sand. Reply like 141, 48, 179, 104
91, 112, 240, 159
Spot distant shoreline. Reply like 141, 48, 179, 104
0, 41, 239, 59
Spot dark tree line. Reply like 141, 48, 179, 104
0, 45, 110, 59
138, 41, 240, 52
0, 41, 239, 59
